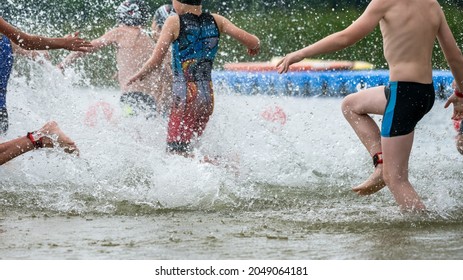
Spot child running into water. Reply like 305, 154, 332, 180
59, 0, 173, 116
1, 17, 90, 134
127, 0, 260, 157
277, 0, 463, 212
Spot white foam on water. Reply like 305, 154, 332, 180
1, 60, 462, 218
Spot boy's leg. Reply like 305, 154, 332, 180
457, 134, 463, 155
341, 86, 387, 195
0, 121, 77, 165
381, 133, 426, 212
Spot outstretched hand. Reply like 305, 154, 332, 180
126, 74, 142, 86
62, 32, 93, 52
276, 50, 304, 74
444, 93, 463, 120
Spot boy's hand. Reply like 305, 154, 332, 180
276, 51, 304, 74
444, 93, 463, 120
247, 46, 260, 56
247, 40, 260, 56
127, 75, 142, 86
61, 32, 93, 52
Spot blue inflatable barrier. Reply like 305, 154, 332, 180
212, 70, 455, 99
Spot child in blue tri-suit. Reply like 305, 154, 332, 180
127, 0, 260, 156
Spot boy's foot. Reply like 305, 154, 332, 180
38, 121, 79, 155
352, 166, 386, 195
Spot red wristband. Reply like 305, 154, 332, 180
455, 88, 463, 98
27, 131, 44, 149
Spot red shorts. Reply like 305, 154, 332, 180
167, 80, 214, 153
453, 119, 463, 134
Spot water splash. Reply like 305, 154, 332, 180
1, 59, 462, 222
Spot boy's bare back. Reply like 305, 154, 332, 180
104, 26, 167, 95
377, 0, 443, 83
62, 24, 172, 110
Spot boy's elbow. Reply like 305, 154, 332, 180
337, 34, 356, 48
333, 29, 361, 49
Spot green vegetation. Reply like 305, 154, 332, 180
3, 1, 463, 87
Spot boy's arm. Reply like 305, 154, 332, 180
127, 16, 178, 85
11, 42, 50, 61
437, 9, 463, 119
151, 20, 161, 41
0, 17, 91, 51
277, 0, 386, 73
213, 14, 260, 56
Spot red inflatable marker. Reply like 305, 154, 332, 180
84, 101, 114, 127
261, 105, 287, 126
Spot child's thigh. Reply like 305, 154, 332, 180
343, 86, 387, 115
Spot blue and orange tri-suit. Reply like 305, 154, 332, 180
167, 12, 219, 153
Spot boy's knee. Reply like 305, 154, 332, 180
341, 95, 355, 116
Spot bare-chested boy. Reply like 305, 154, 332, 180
277, 0, 463, 212
59, 0, 172, 116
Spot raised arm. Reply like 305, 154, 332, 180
213, 14, 260, 56
0, 17, 91, 51
127, 15, 177, 85
276, 0, 386, 73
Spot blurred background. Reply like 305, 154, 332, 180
2, 0, 463, 88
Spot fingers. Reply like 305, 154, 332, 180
444, 98, 451, 108
73, 46, 91, 52
70, 38, 93, 51
63, 145, 79, 156
127, 73, 144, 86
63, 31, 92, 51
276, 57, 288, 74
64, 31, 78, 39
126, 77, 136, 86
